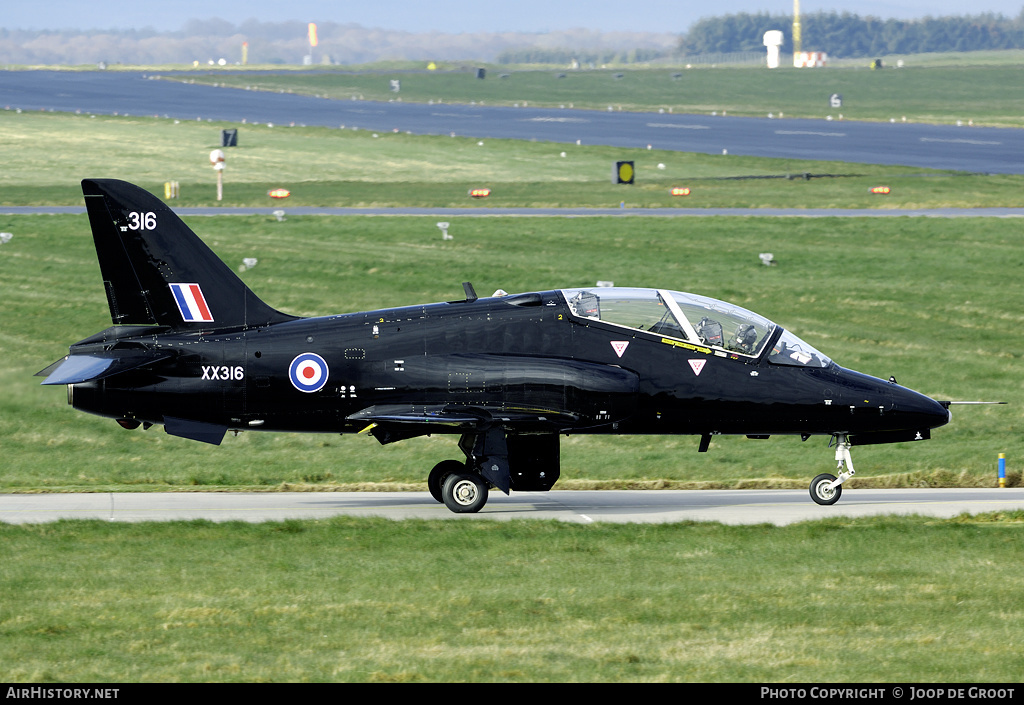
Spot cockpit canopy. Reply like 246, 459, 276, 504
562, 287, 831, 368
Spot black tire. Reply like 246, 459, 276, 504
810, 473, 842, 505
441, 471, 489, 514
428, 460, 465, 503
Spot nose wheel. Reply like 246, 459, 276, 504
809, 434, 856, 506
810, 473, 842, 504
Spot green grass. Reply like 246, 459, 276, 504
2, 213, 1020, 492
2, 514, 1023, 682
174, 61, 1024, 127
3, 111, 1023, 210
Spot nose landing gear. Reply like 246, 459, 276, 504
810, 434, 856, 505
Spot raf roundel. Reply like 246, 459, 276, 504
289, 353, 329, 393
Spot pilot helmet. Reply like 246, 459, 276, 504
731, 324, 757, 352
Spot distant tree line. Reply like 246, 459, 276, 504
3, 13, 1023, 67
0, 21, 676, 66
676, 10, 1024, 58
496, 11, 1024, 65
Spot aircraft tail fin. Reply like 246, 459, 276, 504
81, 179, 296, 330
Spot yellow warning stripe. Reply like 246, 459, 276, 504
660, 338, 711, 354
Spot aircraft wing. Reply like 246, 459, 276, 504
37, 351, 175, 386
348, 404, 580, 430
347, 354, 638, 437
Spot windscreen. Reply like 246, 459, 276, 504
766, 329, 832, 368
563, 287, 777, 359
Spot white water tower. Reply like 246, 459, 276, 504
763, 30, 784, 69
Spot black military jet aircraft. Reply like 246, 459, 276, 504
40, 179, 957, 513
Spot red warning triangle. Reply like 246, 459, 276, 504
688, 359, 706, 376
610, 341, 629, 358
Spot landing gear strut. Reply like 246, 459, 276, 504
427, 429, 560, 513
809, 434, 856, 506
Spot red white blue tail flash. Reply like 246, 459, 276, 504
169, 283, 214, 322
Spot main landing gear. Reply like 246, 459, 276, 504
425, 429, 559, 514
428, 460, 489, 513
809, 433, 856, 505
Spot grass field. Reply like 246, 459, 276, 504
2, 514, 1023, 682
172, 60, 1024, 127
2, 111, 1023, 210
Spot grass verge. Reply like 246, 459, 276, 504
2, 514, 1022, 682
174, 61, 1024, 127
3, 111, 1022, 209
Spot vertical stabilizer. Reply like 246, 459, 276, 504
81, 179, 296, 330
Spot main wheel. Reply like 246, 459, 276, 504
428, 460, 465, 503
809, 473, 842, 505
441, 471, 489, 514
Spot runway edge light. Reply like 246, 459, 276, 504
469, 188, 491, 198
870, 185, 891, 194
671, 187, 690, 196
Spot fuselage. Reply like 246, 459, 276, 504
68, 288, 951, 442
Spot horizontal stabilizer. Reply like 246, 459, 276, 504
38, 351, 175, 385
164, 416, 227, 445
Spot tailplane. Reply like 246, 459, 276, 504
82, 179, 296, 330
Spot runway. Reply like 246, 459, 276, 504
2, 488, 1021, 526
3, 70, 1023, 174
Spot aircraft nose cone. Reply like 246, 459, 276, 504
894, 386, 950, 430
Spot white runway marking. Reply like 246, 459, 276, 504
775, 130, 846, 137
920, 137, 1001, 145
646, 122, 709, 129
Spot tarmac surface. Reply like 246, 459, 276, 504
4, 70, 1023, 174
3, 488, 1022, 526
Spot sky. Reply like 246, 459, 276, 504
4, 0, 1023, 34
